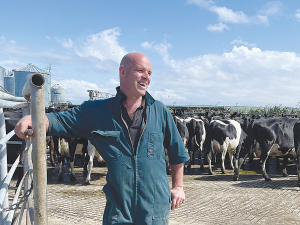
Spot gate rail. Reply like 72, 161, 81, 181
0, 73, 46, 224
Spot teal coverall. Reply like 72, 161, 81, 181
46, 89, 190, 225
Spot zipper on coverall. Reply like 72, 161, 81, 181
120, 105, 148, 222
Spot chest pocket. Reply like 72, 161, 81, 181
91, 130, 122, 161
147, 132, 164, 160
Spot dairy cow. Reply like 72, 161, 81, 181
173, 116, 189, 171
235, 117, 298, 181
293, 120, 300, 187
207, 118, 247, 175
84, 140, 104, 184
53, 135, 79, 182
185, 117, 206, 170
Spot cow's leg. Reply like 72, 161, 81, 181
261, 157, 271, 181
233, 144, 247, 181
281, 155, 289, 177
69, 139, 78, 182
58, 156, 63, 181
221, 143, 228, 174
260, 144, 272, 181
229, 153, 234, 170
49, 137, 56, 167
186, 150, 192, 172
221, 150, 227, 174
85, 148, 95, 184
69, 160, 77, 182
207, 150, 215, 175
199, 149, 204, 170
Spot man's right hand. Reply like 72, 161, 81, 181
15, 115, 33, 140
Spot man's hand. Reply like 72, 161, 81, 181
171, 186, 185, 210
15, 115, 33, 140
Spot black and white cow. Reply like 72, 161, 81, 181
84, 140, 104, 184
207, 118, 247, 175
173, 116, 189, 171
293, 120, 300, 187
235, 117, 298, 181
185, 117, 206, 170
53, 135, 80, 182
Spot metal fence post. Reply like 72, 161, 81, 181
0, 107, 8, 221
23, 73, 47, 225
22, 107, 35, 223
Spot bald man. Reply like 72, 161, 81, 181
15, 53, 189, 225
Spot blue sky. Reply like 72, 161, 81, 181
0, 0, 300, 107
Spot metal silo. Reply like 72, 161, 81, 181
4, 72, 15, 95
51, 84, 65, 103
0, 66, 5, 88
14, 63, 51, 107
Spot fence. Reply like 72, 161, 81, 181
0, 73, 47, 224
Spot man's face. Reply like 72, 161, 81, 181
121, 55, 152, 98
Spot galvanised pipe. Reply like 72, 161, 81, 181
0, 92, 27, 102
0, 99, 28, 108
23, 73, 47, 225
0, 155, 20, 211
22, 107, 34, 224
0, 107, 8, 221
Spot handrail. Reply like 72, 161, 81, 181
0, 155, 20, 208
0, 130, 16, 148
5, 171, 30, 225
0, 72, 46, 224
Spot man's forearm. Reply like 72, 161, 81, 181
170, 163, 185, 210
170, 163, 184, 188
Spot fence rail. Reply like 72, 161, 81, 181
0, 72, 46, 224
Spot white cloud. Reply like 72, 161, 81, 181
51, 78, 119, 105
207, 22, 229, 32
141, 41, 172, 65
55, 37, 73, 48
187, 0, 284, 32
231, 38, 256, 48
141, 41, 152, 49
75, 28, 127, 64
0, 39, 71, 61
296, 9, 300, 22
187, 0, 214, 8
51, 78, 99, 104
0, 60, 25, 71
147, 41, 300, 107
258, 1, 284, 17
209, 6, 248, 23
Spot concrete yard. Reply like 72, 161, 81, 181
9, 158, 300, 224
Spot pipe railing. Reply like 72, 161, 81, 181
22, 73, 47, 225
0, 72, 46, 224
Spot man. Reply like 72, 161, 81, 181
15, 52, 189, 224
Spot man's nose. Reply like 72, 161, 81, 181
142, 71, 150, 79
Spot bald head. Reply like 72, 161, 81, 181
120, 52, 149, 68
119, 52, 152, 99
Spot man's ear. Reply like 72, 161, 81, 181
119, 65, 126, 76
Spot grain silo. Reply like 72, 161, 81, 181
14, 63, 51, 106
0, 66, 5, 88
51, 84, 65, 104
4, 71, 15, 95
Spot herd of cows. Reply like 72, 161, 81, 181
4, 107, 300, 188
173, 110, 300, 187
